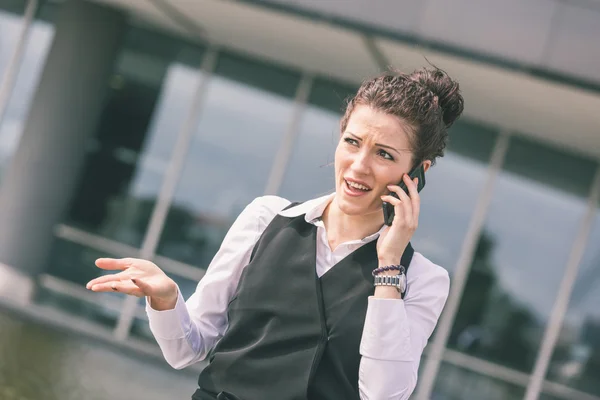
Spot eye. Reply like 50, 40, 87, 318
377, 149, 394, 161
344, 137, 359, 146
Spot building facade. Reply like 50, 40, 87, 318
0, 1, 599, 399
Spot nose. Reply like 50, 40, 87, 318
349, 149, 371, 175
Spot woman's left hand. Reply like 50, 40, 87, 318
377, 173, 420, 265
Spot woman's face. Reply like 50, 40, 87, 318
334, 104, 426, 218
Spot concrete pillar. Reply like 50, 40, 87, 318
0, 0, 127, 304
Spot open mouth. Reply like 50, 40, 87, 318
344, 179, 372, 195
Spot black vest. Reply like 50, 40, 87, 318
193, 206, 414, 400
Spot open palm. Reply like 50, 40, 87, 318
86, 258, 177, 304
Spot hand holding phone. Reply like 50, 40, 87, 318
382, 164, 426, 226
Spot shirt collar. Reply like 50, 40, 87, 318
278, 193, 387, 242
278, 193, 335, 222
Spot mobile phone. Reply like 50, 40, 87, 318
382, 164, 426, 226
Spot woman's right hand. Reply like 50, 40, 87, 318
86, 258, 178, 311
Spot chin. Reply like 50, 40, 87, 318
337, 200, 363, 216
336, 191, 377, 216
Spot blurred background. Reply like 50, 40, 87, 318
0, 0, 599, 399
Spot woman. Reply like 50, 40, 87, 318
86, 66, 464, 400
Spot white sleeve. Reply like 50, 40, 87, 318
145, 195, 291, 369
358, 254, 450, 399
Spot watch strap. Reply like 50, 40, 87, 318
373, 273, 407, 295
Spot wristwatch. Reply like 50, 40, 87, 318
373, 273, 407, 295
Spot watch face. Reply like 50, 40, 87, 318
399, 274, 407, 294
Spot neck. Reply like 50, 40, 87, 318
321, 197, 384, 250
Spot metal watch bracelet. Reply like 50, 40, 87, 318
373, 273, 407, 294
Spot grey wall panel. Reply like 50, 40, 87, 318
545, 4, 600, 83
418, 0, 556, 65
258, 0, 600, 86
264, 0, 426, 34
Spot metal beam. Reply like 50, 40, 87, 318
113, 47, 219, 341
263, 73, 313, 196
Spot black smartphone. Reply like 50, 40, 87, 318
382, 164, 426, 226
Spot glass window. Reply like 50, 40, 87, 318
156, 52, 301, 267
0, 0, 54, 179
448, 136, 597, 374
412, 121, 498, 273
0, 0, 27, 77
39, 237, 126, 328
130, 316, 154, 344
62, 27, 205, 248
538, 391, 588, 400
539, 394, 565, 400
545, 195, 600, 397
279, 78, 356, 201
432, 362, 525, 400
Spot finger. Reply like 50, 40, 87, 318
131, 278, 153, 294
388, 182, 413, 222
395, 201, 413, 227
381, 194, 402, 206
404, 175, 421, 218
86, 271, 131, 289
95, 257, 136, 271
387, 182, 411, 204
381, 194, 411, 226
90, 280, 145, 297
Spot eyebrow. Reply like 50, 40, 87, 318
346, 132, 405, 155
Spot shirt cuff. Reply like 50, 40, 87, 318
145, 287, 192, 340
360, 296, 413, 361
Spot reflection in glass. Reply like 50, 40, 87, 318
432, 362, 525, 400
413, 122, 497, 273
35, 284, 123, 330
44, 237, 124, 289
279, 79, 355, 201
157, 53, 300, 267
40, 237, 126, 327
538, 392, 586, 400
546, 206, 600, 396
538, 395, 562, 400
63, 28, 204, 248
449, 137, 597, 373
130, 316, 154, 344
0, 4, 54, 177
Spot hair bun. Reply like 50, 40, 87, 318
410, 67, 464, 128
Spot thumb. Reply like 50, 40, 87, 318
131, 278, 152, 295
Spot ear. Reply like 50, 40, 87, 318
422, 160, 432, 173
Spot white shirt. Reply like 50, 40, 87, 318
146, 194, 450, 400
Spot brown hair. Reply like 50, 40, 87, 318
340, 66, 464, 167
